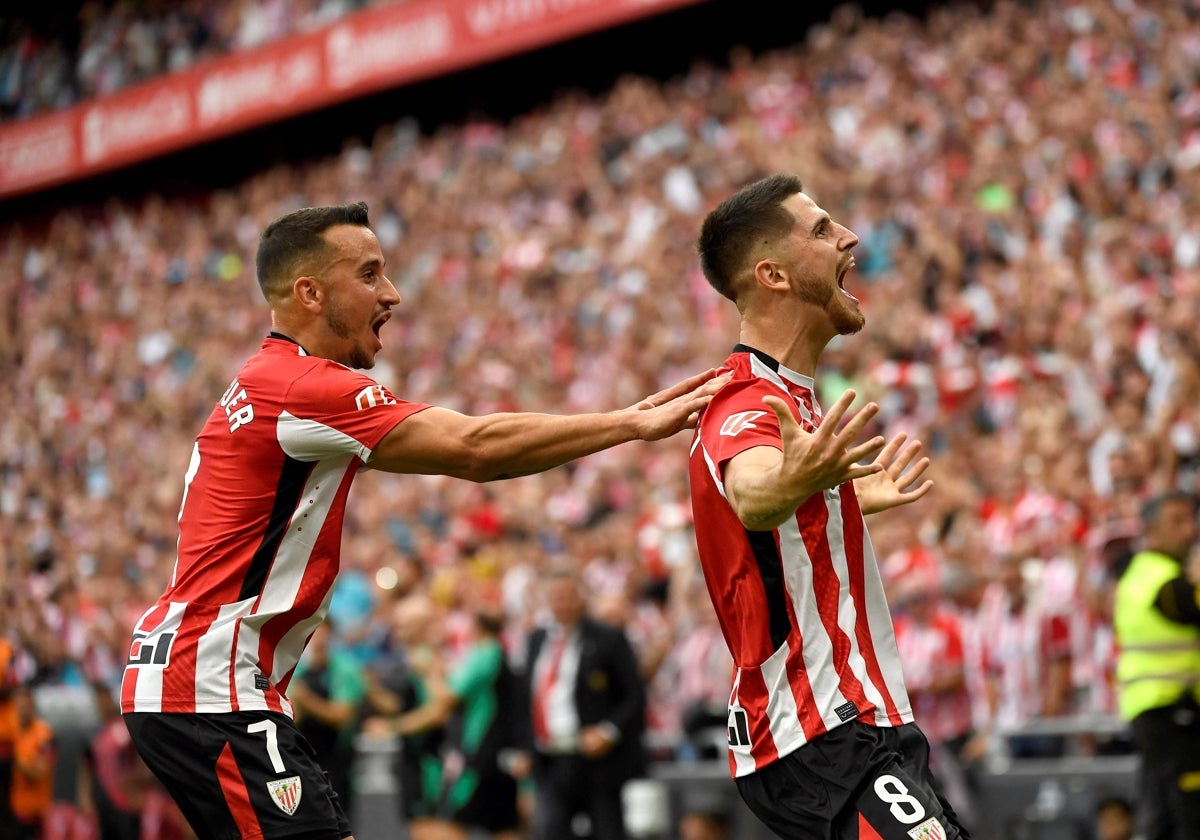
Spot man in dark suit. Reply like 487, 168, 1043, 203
515, 565, 647, 840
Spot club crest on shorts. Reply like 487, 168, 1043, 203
266, 776, 302, 815
907, 816, 945, 840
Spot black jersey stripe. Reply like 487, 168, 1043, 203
745, 528, 793, 651
238, 456, 314, 602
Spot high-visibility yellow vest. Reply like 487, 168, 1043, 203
1114, 550, 1200, 721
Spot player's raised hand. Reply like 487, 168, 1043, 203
853, 431, 934, 515
760, 388, 886, 500
723, 389, 886, 532
626, 368, 732, 440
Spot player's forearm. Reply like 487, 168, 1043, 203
727, 468, 815, 531
455, 411, 644, 482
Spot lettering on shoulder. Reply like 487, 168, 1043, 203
355, 384, 396, 410
219, 378, 255, 432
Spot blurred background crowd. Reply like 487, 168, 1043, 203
2, 0, 1196, 837
0, 0, 402, 118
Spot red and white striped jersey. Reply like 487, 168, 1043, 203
121, 336, 430, 716
688, 346, 912, 779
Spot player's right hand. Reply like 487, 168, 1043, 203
761, 388, 885, 499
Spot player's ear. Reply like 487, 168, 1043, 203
753, 259, 788, 292
294, 275, 322, 310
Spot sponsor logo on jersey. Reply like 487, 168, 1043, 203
720, 410, 767, 437
834, 701, 858, 722
355, 384, 396, 410
267, 776, 302, 816
907, 817, 946, 840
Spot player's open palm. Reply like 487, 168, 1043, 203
852, 431, 934, 515
762, 388, 885, 502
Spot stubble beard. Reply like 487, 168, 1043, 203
325, 300, 374, 369
796, 275, 864, 336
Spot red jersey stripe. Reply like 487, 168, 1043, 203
215, 742, 262, 838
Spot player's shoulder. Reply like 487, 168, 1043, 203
707, 361, 787, 412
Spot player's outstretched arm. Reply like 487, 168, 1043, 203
368, 369, 728, 482
724, 389, 885, 531
853, 431, 933, 515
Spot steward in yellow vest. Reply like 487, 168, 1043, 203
1114, 490, 1200, 840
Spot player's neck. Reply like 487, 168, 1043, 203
738, 324, 827, 378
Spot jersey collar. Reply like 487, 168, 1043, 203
732, 343, 814, 388
268, 331, 310, 356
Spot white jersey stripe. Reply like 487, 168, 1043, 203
748, 354, 795, 392
278, 411, 372, 462
193, 599, 257, 713
861, 534, 911, 723
777, 517, 851, 724
761, 641, 805, 759
698, 441, 729, 501
271, 609, 328, 711
231, 456, 351, 711
171, 444, 202, 589
823, 492, 888, 727
252, 456, 350, 617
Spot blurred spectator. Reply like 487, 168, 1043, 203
361, 591, 450, 840
10, 685, 55, 840
383, 608, 522, 840
892, 574, 983, 835
975, 556, 1072, 758
0, 632, 17, 840
677, 807, 731, 840
1092, 793, 1134, 840
516, 565, 646, 840
0, 0, 393, 119
290, 620, 367, 812
668, 576, 734, 762
1113, 490, 1200, 840
78, 681, 146, 840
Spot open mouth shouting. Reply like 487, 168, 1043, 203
837, 257, 859, 303
371, 310, 391, 349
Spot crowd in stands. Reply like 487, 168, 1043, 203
2, 0, 1196, 835
0, 0, 401, 118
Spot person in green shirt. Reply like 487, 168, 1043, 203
291, 620, 368, 813
388, 608, 521, 840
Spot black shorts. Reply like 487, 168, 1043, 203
736, 722, 969, 840
124, 711, 352, 840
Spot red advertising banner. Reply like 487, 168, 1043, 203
0, 0, 709, 201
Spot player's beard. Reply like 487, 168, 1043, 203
796, 275, 864, 336
325, 298, 374, 369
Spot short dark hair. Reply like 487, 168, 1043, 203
255, 202, 370, 301
697, 173, 804, 302
1140, 490, 1197, 527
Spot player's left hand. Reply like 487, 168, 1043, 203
853, 432, 933, 515
626, 369, 731, 440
